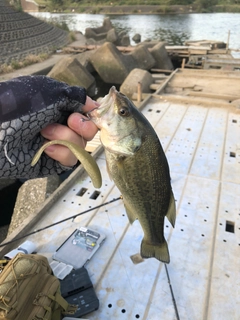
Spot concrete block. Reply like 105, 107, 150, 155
85, 28, 107, 41
102, 17, 113, 32
132, 33, 141, 43
8, 175, 60, 235
75, 50, 96, 73
129, 44, 156, 70
48, 56, 96, 96
120, 68, 153, 99
106, 28, 118, 43
149, 42, 173, 70
85, 17, 113, 41
119, 35, 130, 46
90, 42, 134, 84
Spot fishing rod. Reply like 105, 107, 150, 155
1, 195, 181, 319
165, 264, 180, 320
0, 196, 122, 248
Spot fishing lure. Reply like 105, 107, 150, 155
0, 75, 88, 179
31, 140, 102, 188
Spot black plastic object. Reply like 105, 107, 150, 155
60, 267, 99, 318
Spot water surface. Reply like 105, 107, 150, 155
32, 12, 240, 51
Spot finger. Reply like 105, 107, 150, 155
41, 123, 87, 167
42, 144, 79, 167
68, 113, 98, 141
81, 96, 100, 113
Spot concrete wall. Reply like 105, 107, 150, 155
0, 0, 68, 64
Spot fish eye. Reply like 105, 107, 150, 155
118, 107, 129, 116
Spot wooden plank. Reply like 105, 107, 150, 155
187, 91, 240, 101
150, 69, 173, 73
151, 74, 168, 80
189, 49, 208, 55
155, 69, 178, 95
149, 83, 161, 90
132, 92, 149, 100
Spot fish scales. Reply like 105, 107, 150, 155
104, 120, 171, 242
88, 86, 176, 263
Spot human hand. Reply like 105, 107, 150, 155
0, 75, 99, 179
40, 96, 99, 167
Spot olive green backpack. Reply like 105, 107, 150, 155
0, 253, 77, 320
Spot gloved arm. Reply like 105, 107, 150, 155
0, 75, 89, 179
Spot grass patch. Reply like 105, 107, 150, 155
0, 53, 50, 75
68, 31, 76, 42
214, 5, 240, 12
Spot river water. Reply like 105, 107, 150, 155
32, 12, 240, 53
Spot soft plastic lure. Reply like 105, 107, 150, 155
0, 75, 89, 179
31, 140, 102, 188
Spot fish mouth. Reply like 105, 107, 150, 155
85, 106, 99, 117
86, 86, 117, 119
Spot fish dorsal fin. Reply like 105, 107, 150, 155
124, 200, 137, 224
166, 190, 176, 228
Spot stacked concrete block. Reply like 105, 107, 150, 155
75, 50, 96, 74
149, 42, 174, 70
8, 175, 60, 235
130, 44, 156, 70
85, 17, 113, 41
48, 56, 96, 97
120, 68, 153, 99
85, 17, 130, 47
90, 42, 134, 84
90, 42, 158, 84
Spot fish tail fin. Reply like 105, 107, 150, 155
140, 239, 170, 264
166, 190, 176, 228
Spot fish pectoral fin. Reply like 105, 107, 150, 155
166, 190, 176, 228
31, 139, 102, 189
124, 201, 137, 224
140, 239, 170, 264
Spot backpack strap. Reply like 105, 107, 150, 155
0, 301, 11, 312
33, 292, 77, 320
53, 292, 77, 315
0, 259, 9, 273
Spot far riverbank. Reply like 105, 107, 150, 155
36, 4, 240, 15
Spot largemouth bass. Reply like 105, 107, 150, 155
88, 86, 176, 263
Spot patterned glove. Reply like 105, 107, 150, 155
0, 75, 86, 179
